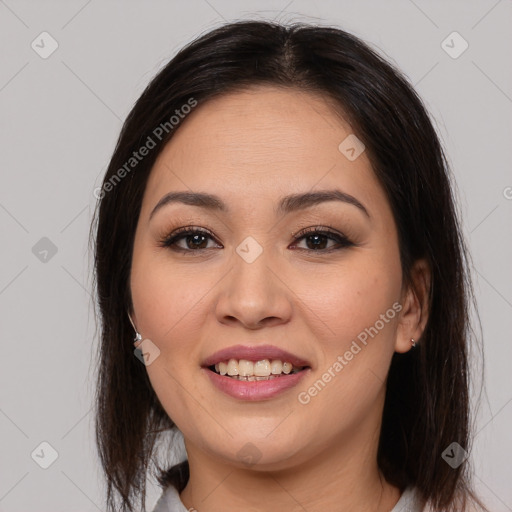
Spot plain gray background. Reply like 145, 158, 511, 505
0, 1, 511, 510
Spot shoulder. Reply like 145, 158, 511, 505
423, 504, 485, 512
421, 493, 488, 512
391, 486, 425, 512
151, 484, 190, 512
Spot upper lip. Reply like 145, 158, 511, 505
202, 344, 311, 368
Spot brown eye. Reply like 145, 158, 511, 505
158, 227, 221, 252
158, 225, 354, 255
291, 226, 354, 252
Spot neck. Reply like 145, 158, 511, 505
179, 410, 402, 512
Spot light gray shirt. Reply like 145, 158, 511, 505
151, 484, 424, 512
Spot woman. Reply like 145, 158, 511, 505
90, 20, 489, 512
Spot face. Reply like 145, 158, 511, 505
130, 85, 414, 471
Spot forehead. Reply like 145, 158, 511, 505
142, 86, 386, 220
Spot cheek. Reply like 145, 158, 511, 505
131, 248, 211, 341
130, 255, 210, 429
295, 255, 401, 347
293, 267, 400, 425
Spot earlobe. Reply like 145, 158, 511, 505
394, 335, 418, 354
394, 258, 431, 353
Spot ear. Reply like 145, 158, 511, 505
395, 258, 431, 354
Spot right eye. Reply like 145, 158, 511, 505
158, 226, 222, 253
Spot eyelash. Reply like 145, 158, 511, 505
157, 225, 355, 254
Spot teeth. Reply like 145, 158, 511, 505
211, 358, 303, 377
228, 375, 281, 381
282, 362, 292, 374
270, 360, 282, 374
238, 359, 254, 376
254, 360, 271, 376
227, 358, 239, 376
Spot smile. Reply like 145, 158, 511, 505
203, 363, 310, 401
209, 358, 307, 380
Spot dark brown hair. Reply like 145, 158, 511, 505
90, 20, 488, 512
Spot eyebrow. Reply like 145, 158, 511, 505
149, 189, 370, 221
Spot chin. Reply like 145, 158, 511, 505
200, 431, 308, 469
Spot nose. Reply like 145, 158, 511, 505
214, 245, 293, 329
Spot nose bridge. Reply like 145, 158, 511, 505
215, 234, 291, 327
232, 234, 275, 296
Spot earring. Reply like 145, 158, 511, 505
128, 312, 142, 343
411, 338, 416, 348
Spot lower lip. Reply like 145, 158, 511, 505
202, 367, 310, 401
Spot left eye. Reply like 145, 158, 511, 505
158, 226, 354, 253
292, 228, 354, 251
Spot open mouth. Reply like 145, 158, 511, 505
207, 359, 309, 381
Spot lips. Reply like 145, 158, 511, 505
201, 344, 312, 369
204, 366, 311, 401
